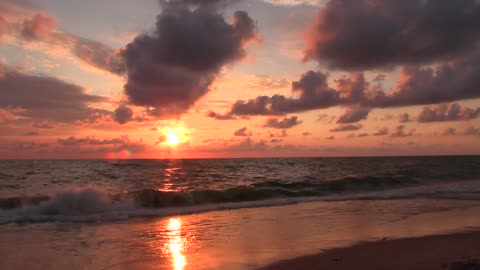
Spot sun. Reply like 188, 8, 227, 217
161, 127, 189, 147
165, 130, 181, 146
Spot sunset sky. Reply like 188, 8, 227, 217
0, 0, 479, 159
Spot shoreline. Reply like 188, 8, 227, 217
259, 231, 480, 270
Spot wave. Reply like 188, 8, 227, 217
1, 178, 480, 225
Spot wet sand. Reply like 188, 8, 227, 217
260, 231, 480, 270
2, 199, 480, 270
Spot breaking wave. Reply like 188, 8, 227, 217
1, 177, 480, 225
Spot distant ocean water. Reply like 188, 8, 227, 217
1, 156, 480, 224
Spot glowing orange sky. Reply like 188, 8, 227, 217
0, 0, 479, 159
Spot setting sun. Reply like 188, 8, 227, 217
166, 130, 181, 146
160, 127, 190, 147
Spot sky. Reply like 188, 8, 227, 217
0, 0, 479, 159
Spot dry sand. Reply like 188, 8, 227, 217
260, 231, 480, 270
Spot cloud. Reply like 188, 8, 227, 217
216, 1, 480, 119
64, 34, 126, 75
441, 126, 480, 136
113, 106, 134, 125
112, 105, 152, 124
464, 127, 480, 136
325, 135, 335, 140
233, 127, 252, 137
23, 131, 39, 136
197, 137, 269, 153
0, 0, 36, 21
268, 129, 287, 138
263, 116, 301, 129
155, 136, 166, 145
317, 113, 336, 123
9, 141, 49, 152
121, 1, 257, 119
374, 57, 480, 107
21, 12, 56, 39
442, 127, 456, 136
206, 110, 236, 120
57, 135, 151, 154
32, 121, 53, 129
417, 103, 480, 123
57, 136, 131, 146
373, 127, 389, 136
336, 106, 370, 124
230, 71, 357, 115
304, 0, 480, 70
231, 96, 276, 116
302, 131, 311, 136
8, 11, 126, 75
329, 124, 362, 132
0, 15, 10, 40
223, 49, 480, 116
0, 69, 109, 124
0, 108, 16, 124
262, 0, 322, 6
398, 113, 410, 123
390, 125, 415, 138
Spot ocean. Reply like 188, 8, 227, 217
1, 156, 480, 269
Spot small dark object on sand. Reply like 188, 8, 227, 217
449, 260, 480, 270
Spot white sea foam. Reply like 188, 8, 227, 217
1, 180, 480, 225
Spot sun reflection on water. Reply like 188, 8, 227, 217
165, 218, 187, 270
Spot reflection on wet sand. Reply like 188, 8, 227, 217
165, 218, 187, 270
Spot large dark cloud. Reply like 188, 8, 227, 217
304, 0, 480, 70
221, 48, 480, 116
263, 116, 301, 129
0, 69, 109, 124
121, 0, 257, 119
229, 71, 348, 116
371, 52, 480, 107
417, 103, 480, 123
211, 0, 480, 120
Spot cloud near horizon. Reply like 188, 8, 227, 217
0, 68, 110, 124
263, 116, 301, 129
417, 103, 480, 123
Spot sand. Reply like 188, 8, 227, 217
260, 231, 480, 270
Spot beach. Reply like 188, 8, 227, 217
261, 232, 480, 270
1, 198, 480, 270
